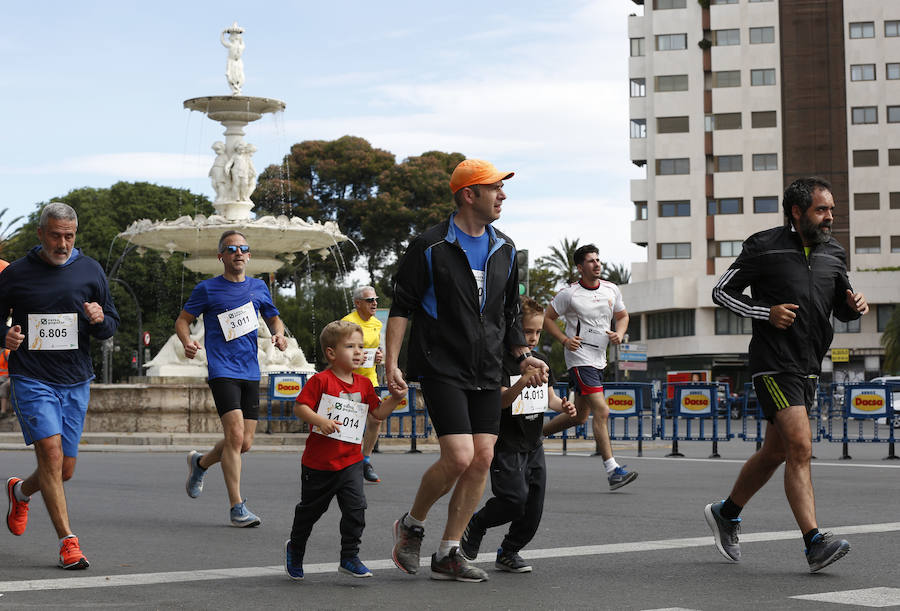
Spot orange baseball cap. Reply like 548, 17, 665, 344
449, 159, 514, 193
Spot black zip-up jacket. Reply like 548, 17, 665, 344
389, 212, 526, 389
712, 224, 860, 377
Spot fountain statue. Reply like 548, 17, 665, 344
121, 23, 346, 377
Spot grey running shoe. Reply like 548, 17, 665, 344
608, 466, 638, 491
495, 547, 532, 573
230, 500, 261, 527
459, 513, 485, 561
363, 461, 380, 483
704, 501, 741, 562
806, 532, 850, 572
430, 547, 488, 582
392, 513, 425, 574
185, 450, 206, 498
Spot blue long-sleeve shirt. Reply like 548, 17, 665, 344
0, 246, 119, 385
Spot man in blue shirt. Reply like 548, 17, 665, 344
176, 230, 287, 527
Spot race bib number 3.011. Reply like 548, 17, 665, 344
217, 302, 259, 341
313, 394, 368, 444
509, 375, 549, 415
361, 348, 377, 369
28, 313, 78, 351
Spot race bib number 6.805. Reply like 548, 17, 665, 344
28, 313, 78, 351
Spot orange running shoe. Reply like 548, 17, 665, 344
6, 477, 29, 536
58, 536, 90, 570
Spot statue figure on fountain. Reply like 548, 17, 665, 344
226, 142, 257, 202
209, 141, 233, 203
221, 22, 245, 96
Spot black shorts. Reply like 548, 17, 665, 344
420, 379, 501, 437
208, 377, 260, 420
752, 373, 816, 422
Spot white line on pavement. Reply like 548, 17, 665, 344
3, 522, 900, 594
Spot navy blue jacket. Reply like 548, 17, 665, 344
0, 247, 119, 385
390, 212, 526, 389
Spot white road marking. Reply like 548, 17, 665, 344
554, 453, 900, 469
791, 587, 900, 608
2, 522, 900, 594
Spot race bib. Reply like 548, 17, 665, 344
28, 313, 78, 351
361, 348, 377, 369
313, 393, 368, 444
472, 269, 485, 301
509, 375, 549, 415
217, 302, 258, 341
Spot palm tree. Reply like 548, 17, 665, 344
602, 262, 631, 285
882, 307, 900, 374
0, 208, 24, 261
536, 237, 580, 286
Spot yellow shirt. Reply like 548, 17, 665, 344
342, 310, 382, 386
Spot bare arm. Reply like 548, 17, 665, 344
384, 316, 409, 393
264, 315, 287, 351
175, 310, 202, 359
607, 309, 629, 345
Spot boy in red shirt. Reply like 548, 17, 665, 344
285, 320, 406, 580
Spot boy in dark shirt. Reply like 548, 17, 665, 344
459, 298, 575, 572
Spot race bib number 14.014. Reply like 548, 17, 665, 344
313, 394, 368, 444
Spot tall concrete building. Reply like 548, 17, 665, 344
623, 0, 899, 391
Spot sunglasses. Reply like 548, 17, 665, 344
222, 245, 250, 254
361, 297, 377, 303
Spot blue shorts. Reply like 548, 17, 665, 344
10, 376, 91, 457
569, 366, 604, 396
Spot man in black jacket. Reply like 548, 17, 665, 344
386, 159, 548, 582
705, 177, 868, 572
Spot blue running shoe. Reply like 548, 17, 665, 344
285, 540, 304, 580
339, 556, 373, 578
806, 532, 850, 572
608, 466, 638, 491
230, 500, 261, 527
185, 450, 206, 498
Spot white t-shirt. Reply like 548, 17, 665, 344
550, 280, 626, 370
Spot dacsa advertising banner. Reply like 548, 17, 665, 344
607, 389, 637, 415
847, 386, 888, 418
271, 374, 305, 400
677, 386, 713, 417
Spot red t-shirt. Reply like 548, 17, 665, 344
297, 369, 380, 471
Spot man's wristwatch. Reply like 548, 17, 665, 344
515, 351, 532, 365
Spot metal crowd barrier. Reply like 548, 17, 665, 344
825, 382, 897, 460
264, 371, 308, 433
377, 384, 429, 453
658, 382, 733, 458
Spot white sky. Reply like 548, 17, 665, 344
2, 1, 646, 270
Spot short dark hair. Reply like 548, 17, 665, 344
573, 244, 599, 267
782, 177, 832, 225
452, 184, 480, 207
217, 230, 247, 253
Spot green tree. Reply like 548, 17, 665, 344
602, 262, 631, 285
882, 307, 900, 374
536, 237, 581, 288
0, 208, 24, 260
526, 267, 559, 306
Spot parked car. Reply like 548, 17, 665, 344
869, 376, 900, 428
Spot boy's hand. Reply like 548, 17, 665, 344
561, 397, 576, 418
519, 356, 549, 385
318, 418, 341, 435
388, 385, 407, 400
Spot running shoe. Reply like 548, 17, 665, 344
704, 500, 741, 562
284, 540, 304, 581
185, 450, 206, 498
608, 466, 638, 490
230, 500, 261, 527
363, 461, 381, 483
391, 513, 425, 574
430, 547, 488, 582
495, 547, 532, 573
805, 532, 850, 572
339, 556, 373, 578
58, 536, 90, 570
6, 477, 29, 536
459, 512, 485, 561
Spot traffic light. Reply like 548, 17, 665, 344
131, 350, 139, 370
516, 249, 529, 296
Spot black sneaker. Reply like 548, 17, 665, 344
363, 461, 380, 483
703, 500, 741, 562
495, 547, 532, 573
805, 532, 850, 572
459, 513, 485, 561
430, 547, 488, 582
392, 513, 425, 574
284, 540, 304, 581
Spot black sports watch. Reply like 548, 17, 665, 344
515, 351, 532, 365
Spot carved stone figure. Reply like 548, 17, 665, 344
221, 23, 245, 95
226, 142, 257, 202
209, 141, 233, 202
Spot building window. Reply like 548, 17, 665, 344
752, 153, 778, 171
853, 149, 879, 167
715, 155, 743, 172
891, 192, 900, 209
648, 310, 695, 339
753, 196, 779, 213
713, 29, 740, 46
708, 198, 743, 215
710, 112, 742, 130
749, 0, 773, 3
712, 70, 741, 88
833, 316, 861, 333
630, 119, 647, 139
656, 158, 690, 175
886, 21, 900, 37
749, 26, 775, 44
635, 201, 648, 220
852, 106, 878, 124
878, 304, 896, 332
626, 316, 641, 342
888, 63, 900, 80
631, 38, 645, 57
630, 78, 646, 97
890, 150, 900, 166
849, 22, 875, 39
715, 309, 752, 335
850, 64, 876, 81
750, 68, 776, 86
655, 74, 689, 92
659, 200, 691, 217
654, 0, 686, 8
751, 111, 777, 128
888, 106, 900, 123
893, 236, 900, 253
855, 236, 880, 254
658, 242, 691, 260
656, 33, 687, 51
711, 0, 738, 4
854, 193, 880, 210
715, 240, 743, 257
657, 116, 690, 133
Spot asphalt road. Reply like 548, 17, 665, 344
1, 440, 899, 610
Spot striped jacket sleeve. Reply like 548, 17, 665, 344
711, 237, 771, 321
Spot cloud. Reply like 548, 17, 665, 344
0, 153, 211, 180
